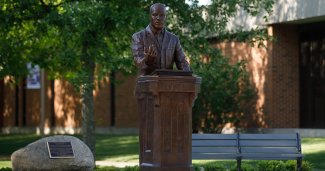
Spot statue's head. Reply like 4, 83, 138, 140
149, 3, 166, 31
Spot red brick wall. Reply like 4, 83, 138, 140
93, 77, 112, 127
115, 74, 139, 128
267, 24, 300, 128
212, 24, 300, 128
2, 77, 16, 126
53, 79, 82, 127
214, 41, 269, 127
1, 73, 139, 129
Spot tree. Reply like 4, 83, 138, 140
1, 0, 144, 155
0, 0, 274, 155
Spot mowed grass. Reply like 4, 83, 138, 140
95, 134, 139, 162
0, 134, 40, 160
1, 134, 325, 170
301, 138, 325, 170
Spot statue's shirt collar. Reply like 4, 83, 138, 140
148, 25, 165, 36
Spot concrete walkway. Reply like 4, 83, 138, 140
96, 161, 138, 168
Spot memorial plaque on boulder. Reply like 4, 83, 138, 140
11, 135, 95, 171
47, 141, 74, 158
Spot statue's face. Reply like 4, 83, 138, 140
150, 4, 166, 31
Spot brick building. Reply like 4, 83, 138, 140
0, 74, 139, 134
221, 0, 325, 129
0, 0, 324, 133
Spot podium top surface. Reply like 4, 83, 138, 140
137, 70, 201, 85
151, 69, 193, 76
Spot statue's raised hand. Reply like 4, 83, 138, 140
144, 44, 156, 65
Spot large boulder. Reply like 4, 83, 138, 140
11, 135, 95, 171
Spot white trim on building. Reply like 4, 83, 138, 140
227, 0, 325, 31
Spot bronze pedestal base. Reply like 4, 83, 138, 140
136, 74, 201, 171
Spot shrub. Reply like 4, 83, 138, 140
0, 168, 12, 171
193, 165, 203, 171
285, 160, 313, 171
121, 166, 140, 171
257, 161, 287, 171
230, 163, 255, 171
191, 50, 258, 133
95, 166, 118, 171
302, 161, 313, 171
194, 160, 312, 171
200, 162, 226, 171
256, 160, 312, 171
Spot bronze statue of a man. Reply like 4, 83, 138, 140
131, 3, 190, 75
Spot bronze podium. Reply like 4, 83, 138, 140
136, 70, 201, 171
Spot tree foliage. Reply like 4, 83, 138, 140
191, 48, 258, 133
0, 0, 274, 154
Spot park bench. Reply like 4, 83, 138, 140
192, 133, 304, 171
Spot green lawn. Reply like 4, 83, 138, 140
301, 138, 325, 170
95, 134, 139, 162
0, 134, 40, 160
1, 134, 325, 170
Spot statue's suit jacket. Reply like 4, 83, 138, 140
132, 25, 190, 75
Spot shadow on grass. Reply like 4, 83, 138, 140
0, 134, 41, 160
95, 134, 139, 161
0, 134, 139, 161
304, 151, 325, 170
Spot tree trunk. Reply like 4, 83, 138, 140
81, 70, 95, 156
81, 41, 96, 157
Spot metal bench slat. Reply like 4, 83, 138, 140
241, 147, 299, 154
192, 153, 238, 160
192, 147, 238, 153
192, 140, 237, 146
240, 153, 304, 160
240, 140, 297, 147
192, 134, 237, 140
239, 134, 297, 140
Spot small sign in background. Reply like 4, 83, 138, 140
26, 63, 41, 89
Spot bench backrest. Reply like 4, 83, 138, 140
192, 134, 239, 159
239, 133, 302, 159
192, 133, 302, 160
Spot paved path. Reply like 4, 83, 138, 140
96, 161, 138, 168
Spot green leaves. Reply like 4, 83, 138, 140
191, 47, 257, 133
0, 0, 274, 80
0, 0, 274, 133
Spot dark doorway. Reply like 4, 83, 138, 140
299, 22, 325, 128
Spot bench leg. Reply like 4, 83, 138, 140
237, 158, 242, 171
297, 159, 302, 171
